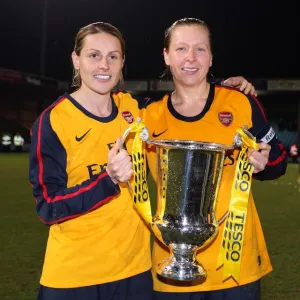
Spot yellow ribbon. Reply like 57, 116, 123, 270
235, 128, 259, 151
217, 128, 259, 283
128, 121, 152, 225
153, 153, 168, 222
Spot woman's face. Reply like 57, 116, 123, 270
164, 25, 212, 87
72, 32, 124, 95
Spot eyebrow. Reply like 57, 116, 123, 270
175, 42, 207, 45
86, 48, 122, 54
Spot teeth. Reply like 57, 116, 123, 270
94, 75, 111, 80
183, 68, 198, 72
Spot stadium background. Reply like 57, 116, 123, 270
1, 67, 299, 152
0, 68, 299, 300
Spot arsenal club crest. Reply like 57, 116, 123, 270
218, 112, 233, 127
121, 111, 134, 124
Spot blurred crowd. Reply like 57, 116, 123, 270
1, 132, 24, 152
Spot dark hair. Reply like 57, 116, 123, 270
72, 22, 125, 87
164, 18, 212, 51
161, 18, 212, 79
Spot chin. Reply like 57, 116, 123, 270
91, 81, 118, 95
94, 87, 114, 95
181, 79, 202, 87
174, 75, 201, 87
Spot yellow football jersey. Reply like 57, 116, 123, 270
140, 84, 285, 292
29, 92, 151, 288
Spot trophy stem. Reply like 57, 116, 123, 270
157, 244, 207, 282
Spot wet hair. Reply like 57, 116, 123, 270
72, 22, 125, 87
161, 18, 213, 79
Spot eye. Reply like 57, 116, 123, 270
89, 53, 99, 59
176, 47, 186, 52
109, 54, 118, 60
196, 48, 205, 52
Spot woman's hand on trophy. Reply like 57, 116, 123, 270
106, 138, 133, 184
248, 142, 271, 173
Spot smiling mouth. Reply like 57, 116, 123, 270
93, 74, 112, 81
182, 68, 199, 72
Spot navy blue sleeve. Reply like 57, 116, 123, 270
117, 90, 162, 109
29, 104, 120, 225
247, 94, 287, 180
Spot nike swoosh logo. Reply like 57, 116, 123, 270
152, 129, 168, 138
75, 128, 92, 142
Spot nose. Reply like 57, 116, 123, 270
98, 57, 109, 70
186, 49, 196, 62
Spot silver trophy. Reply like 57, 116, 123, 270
150, 140, 234, 281
122, 121, 246, 282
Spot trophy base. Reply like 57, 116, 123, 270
157, 252, 206, 282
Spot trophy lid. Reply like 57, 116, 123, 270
148, 139, 234, 151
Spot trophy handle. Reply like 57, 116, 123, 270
233, 126, 259, 149
120, 117, 149, 146
119, 127, 132, 194
218, 211, 229, 225
120, 117, 149, 195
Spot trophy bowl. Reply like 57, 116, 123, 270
150, 140, 234, 282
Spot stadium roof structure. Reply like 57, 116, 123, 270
0, 68, 69, 91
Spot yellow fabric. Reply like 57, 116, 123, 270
40, 92, 151, 288
128, 120, 166, 244
141, 85, 272, 292
127, 120, 152, 225
236, 127, 260, 150
217, 130, 259, 282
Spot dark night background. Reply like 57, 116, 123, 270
0, 4, 299, 300
1, 0, 299, 81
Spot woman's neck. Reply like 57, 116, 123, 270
70, 85, 112, 118
172, 82, 210, 105
170, 82, 210, 117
